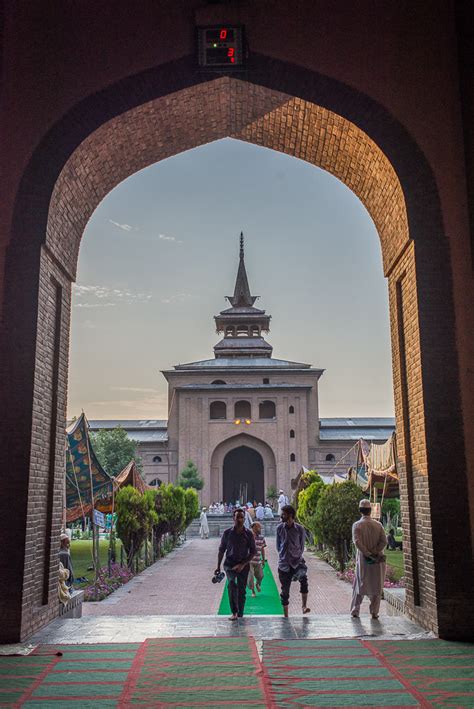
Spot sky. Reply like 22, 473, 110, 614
68, 138, 394, 421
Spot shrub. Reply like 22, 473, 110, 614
184, 487, 200, 528
177, 460, 204, 490
116, 486, 158, 568
314, 481, 364, 571
297, 477, 325, 538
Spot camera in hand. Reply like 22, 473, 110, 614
212, 570, 225, 584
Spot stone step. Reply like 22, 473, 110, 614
187, 516, 281, 537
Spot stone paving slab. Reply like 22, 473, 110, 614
29, 614, 432, 645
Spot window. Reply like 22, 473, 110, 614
289, 405, 295, 414
236, 325, 249, 337
152, 455, 162, 463
325, 453, 335, 462
251, 326, 260, 337
263, 377, 269, 384
234, 400, 251, 419
290, 453, 296, 462
289, 429, 295, 439
211, 379, 226, 385
210, 401, 227, 420
225, 326, 235, 337
259, 400, 276, 419
149, 478, 162, 487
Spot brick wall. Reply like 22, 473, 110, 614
1, 38, 472, 640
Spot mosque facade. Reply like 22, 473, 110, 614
90, 235, 394, 505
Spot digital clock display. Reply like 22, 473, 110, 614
197, 26, 244, 67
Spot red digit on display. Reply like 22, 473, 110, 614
220, 29, 227, 40
227, 48, 234, 57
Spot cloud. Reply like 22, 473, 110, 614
160, 292, 193, 304
73, 284, 152, 308
109, 219, 134, 232
159, 233, 183, 244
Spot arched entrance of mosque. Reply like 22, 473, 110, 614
210, 434, 276, 505
1, 55, 472, 642
223, 447, 264, 505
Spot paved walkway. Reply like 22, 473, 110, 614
84, 537, 390, 618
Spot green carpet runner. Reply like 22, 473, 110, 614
218, 563, 283, 615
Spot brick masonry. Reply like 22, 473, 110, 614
0, 4, 473, 642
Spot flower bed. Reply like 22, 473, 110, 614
83, 563, 134, 601
336, 564, 405, 588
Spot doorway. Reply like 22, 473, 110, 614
223, 446, 264, 504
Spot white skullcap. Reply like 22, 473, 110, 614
359, 499, 372, 509
60, 533, 69, 541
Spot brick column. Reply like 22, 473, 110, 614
388, 242, 474, 640
0, 242, 72, 642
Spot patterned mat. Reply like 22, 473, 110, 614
0, 638, 268, 708
1, 638, 473, 707
262, 639, 474, 708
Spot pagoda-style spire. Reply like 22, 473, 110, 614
228, 232, 258, 307
213, 232, 272, 359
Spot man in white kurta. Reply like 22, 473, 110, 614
351, 499, 387, 619
199, 508, 210, 539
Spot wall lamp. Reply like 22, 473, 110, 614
234, 419, 251, 425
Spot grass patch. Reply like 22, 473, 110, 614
386, 549, 404, 581
70, 539, 122, 589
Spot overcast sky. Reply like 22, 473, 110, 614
68, 138, 394, 421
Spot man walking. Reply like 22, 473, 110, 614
276, 504, 311, 617
351, 499, 387, 619
215, 508, 256, 621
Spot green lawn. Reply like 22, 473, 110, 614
385, 549, 404, 581
70, 539, 123, 588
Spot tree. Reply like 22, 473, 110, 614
293, 470, 321, 511
116, 486, 157, 568
297, 478, 325, 539
314, 481, 364, 571
90, 426, 142, 477
184, 488, 199, 528
154, 483, 186, 542
382, 497, 401, 528
177, 460, 204, 490
266, 485, 278, 508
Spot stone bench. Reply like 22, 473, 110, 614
59, 589, 84, 619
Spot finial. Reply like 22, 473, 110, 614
240, 231, 244, 260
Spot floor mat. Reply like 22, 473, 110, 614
218, 564, 283, 616
262, 639, 474, 708
125, 637, 270, 707
1, 639, 268, 707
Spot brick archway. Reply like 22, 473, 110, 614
1, 55, 472, 641
210, 433, 277, 504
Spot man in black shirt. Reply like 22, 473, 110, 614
215, 508, 256, 620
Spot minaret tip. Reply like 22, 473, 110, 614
240, 231, 244, 259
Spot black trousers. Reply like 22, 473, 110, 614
225, 565, 250, 616
278, 567, 309, 607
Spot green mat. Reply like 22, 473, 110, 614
262, 639, 474, 707
218, 563, 283, 615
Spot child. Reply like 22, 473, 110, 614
248, 521, 266, 597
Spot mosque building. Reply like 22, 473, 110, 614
90, 234, 394, 504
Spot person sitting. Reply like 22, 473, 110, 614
386, 528, 403, 551
59, 533, 74, 588
255, 503, 265, 521
264, 504, 274, 520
